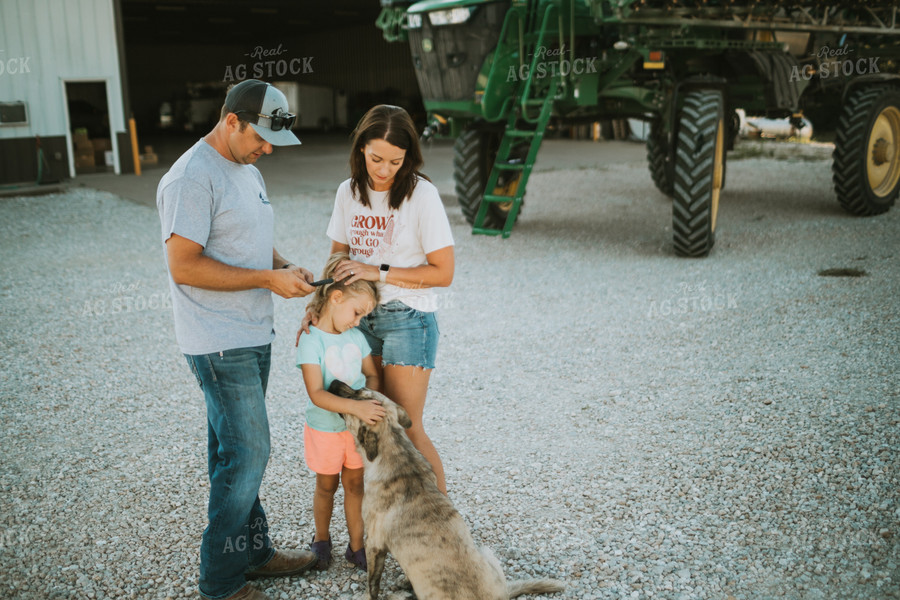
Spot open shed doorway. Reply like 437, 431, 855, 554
65, 81, 115, 175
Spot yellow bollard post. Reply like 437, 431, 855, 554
129, 117, 141, 176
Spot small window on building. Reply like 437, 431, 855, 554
0, 101, 28, 126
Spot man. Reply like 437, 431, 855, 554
157, 79, 317, 600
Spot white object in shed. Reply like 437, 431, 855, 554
273, 82, 338, 130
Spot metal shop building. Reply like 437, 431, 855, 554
0, 0, 129, 185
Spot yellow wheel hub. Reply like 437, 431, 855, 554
493, 175, 521, 213
711, 118, 725, 232
867, 106, 900, 198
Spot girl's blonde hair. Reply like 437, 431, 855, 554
307, 252, 379, 317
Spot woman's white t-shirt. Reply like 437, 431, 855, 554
326, 177, 454, 312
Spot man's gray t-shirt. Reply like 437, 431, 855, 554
157, 139, 275, 355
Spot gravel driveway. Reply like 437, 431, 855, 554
1, 140, 897, 599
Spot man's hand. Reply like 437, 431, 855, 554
168, 235, 317, 296
289, 266, 315, 285
268, 269, 316, 299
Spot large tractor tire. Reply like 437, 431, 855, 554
672, 89, 726, 258
453, 127, 524, 229
832, 86, 900, 216
647, 121, 674, 196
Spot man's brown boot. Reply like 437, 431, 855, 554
245, 549, 318, 580
209, 583, 269, 600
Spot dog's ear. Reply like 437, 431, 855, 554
358, 425, 379, 461
328, 380, 358, 399
395, 405, 413, 429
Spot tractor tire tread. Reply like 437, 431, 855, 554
672, 90, 723, 258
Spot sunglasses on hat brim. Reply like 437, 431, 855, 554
234, 110, 296, 132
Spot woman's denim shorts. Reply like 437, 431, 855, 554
357, 300, 439, 369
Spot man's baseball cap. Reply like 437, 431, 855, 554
224, 79, 301, 146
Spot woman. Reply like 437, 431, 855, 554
301, 104, 454, 493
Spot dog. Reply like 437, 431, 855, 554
329, 381, 565, 600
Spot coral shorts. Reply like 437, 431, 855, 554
303, 424, 363, 475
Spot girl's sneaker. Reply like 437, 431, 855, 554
309, 536, 332, 570
345, 543, 367, 571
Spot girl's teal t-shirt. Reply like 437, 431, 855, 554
296, 326, 371, 432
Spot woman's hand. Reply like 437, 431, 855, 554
295, 307, 318, 346
333, 258, 378, 286
355, 399, 386, 426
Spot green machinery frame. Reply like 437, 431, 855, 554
379, 0, 900, 239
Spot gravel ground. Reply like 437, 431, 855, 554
0, 141, 898, 600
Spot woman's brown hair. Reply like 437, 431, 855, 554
349, 105, 430, 210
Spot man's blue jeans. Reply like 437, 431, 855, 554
185, 344, 276, 599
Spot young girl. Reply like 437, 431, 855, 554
296, 252, 386, 571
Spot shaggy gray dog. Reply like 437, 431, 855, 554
330, 381, 565, 600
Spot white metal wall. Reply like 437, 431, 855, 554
0, 0, 125, 173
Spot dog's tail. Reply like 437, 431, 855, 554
507, 578, 565, 598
